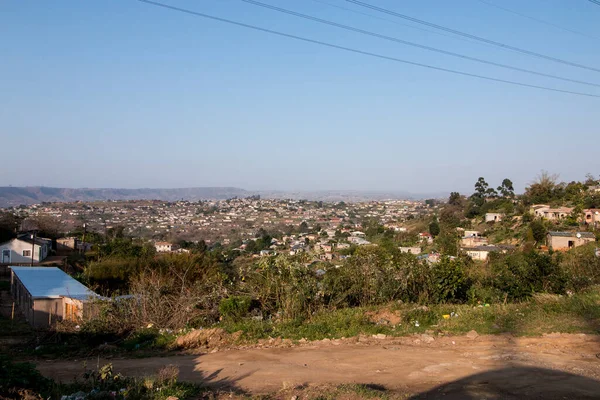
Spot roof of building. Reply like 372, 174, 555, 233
1, 236, 51, 247
463, 244, 516, 252
548, 231, 596, 239
10, 266, 99, 300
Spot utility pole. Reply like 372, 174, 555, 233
81, 223, 87, 254
30, 231, 36, 266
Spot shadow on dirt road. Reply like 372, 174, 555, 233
409, 365, 600, 399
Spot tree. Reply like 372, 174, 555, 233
448, 192, 462, 206
429, 219, 441, 237
474, 177, 489, 198
584, 173, 598, 187
485, 187, 499, 198
0, 211, 22, 243
439, 207, 461, 229
524, 170, 559, 204
529, 220, 546, 244
497, 178, 515, 198
298, 221, 309, 233
469, 177, 489, 208
245, 240, 257, 253
436, 230, 458, 256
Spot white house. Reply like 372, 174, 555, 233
485, 213, 505, 223
463, 245, 514, 261
347, 236, 372, 246
533, 206, 573, 221
0, 236, 51, 264
154, 241, 179, 253
399, 246, 421, 255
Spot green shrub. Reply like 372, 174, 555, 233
219, 296, 253, 321
0, 355, 50, 397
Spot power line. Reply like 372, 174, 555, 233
346, 0, 600, 73
240, 0, 600, 88
588, 0, 600, 6
308, 0, 495, 48
474, 0, 598, 40
135, 0, 600, 98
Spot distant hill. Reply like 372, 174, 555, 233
0, 186, 446, 207
0, 187, 252, 207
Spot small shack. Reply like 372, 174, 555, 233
10, 266, 101, 329
547, 232, 596, 251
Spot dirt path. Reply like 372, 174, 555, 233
37, 334, 600, 398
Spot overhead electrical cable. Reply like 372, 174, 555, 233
345, 0, 600, 73
307, 0, 497, 48
136, 0, 600, 98
474, 0, 598, 40
240, 0, 600, 88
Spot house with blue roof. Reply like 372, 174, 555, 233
10, 266, 100, 328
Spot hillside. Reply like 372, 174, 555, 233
0, 186, 436, 207
0, 186, 252, 207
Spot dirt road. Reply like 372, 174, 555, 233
37, 333, 600, 398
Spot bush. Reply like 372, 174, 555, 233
430, 257, 471, 303
219, 296, 252, 321
0, 355, 50, 398
489, 252, 567, 300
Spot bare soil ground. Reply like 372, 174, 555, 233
37, 333, 600, 399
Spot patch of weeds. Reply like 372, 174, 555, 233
337, 383, 390, 399
220, 319, 274, 341
55, 363, 206, 400
402, 308, 439, 328
0, 354, 51, 398
121, 328, 176, 351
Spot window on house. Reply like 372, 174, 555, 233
22, 250, 31, 257
568, 240, 575, 248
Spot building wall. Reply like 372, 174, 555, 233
583, 210, 600, 225
63, 297, 85, 322
11, 270, 65, 329
461, 237, 489, 247
155, 244, 173, 252
464, 230, 481, 237
57, 237, 78, 250
485, 213, 504, 222
399, 247, 421, 254
11, 271, 34, 323
548, 235, 595, 251
466, 250, 489, 261
0, 240, 47, 263
32, 298, 63, 329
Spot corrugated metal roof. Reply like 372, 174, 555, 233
10, 266, 98, 300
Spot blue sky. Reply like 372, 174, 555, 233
1, 0, 599, 194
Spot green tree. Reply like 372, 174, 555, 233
0, 211, 22, 243
436, 230, 458, 256
428, 219, 441, 237
448, 192, 462, 206
474, 177, 489, 198
529, 220, 546, 244
498, 178, 515, 198
524, 170, 559, 204
245, 240, 257, 253
298, 221, 309, 233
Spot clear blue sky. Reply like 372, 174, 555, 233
2, 0, 599, 194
